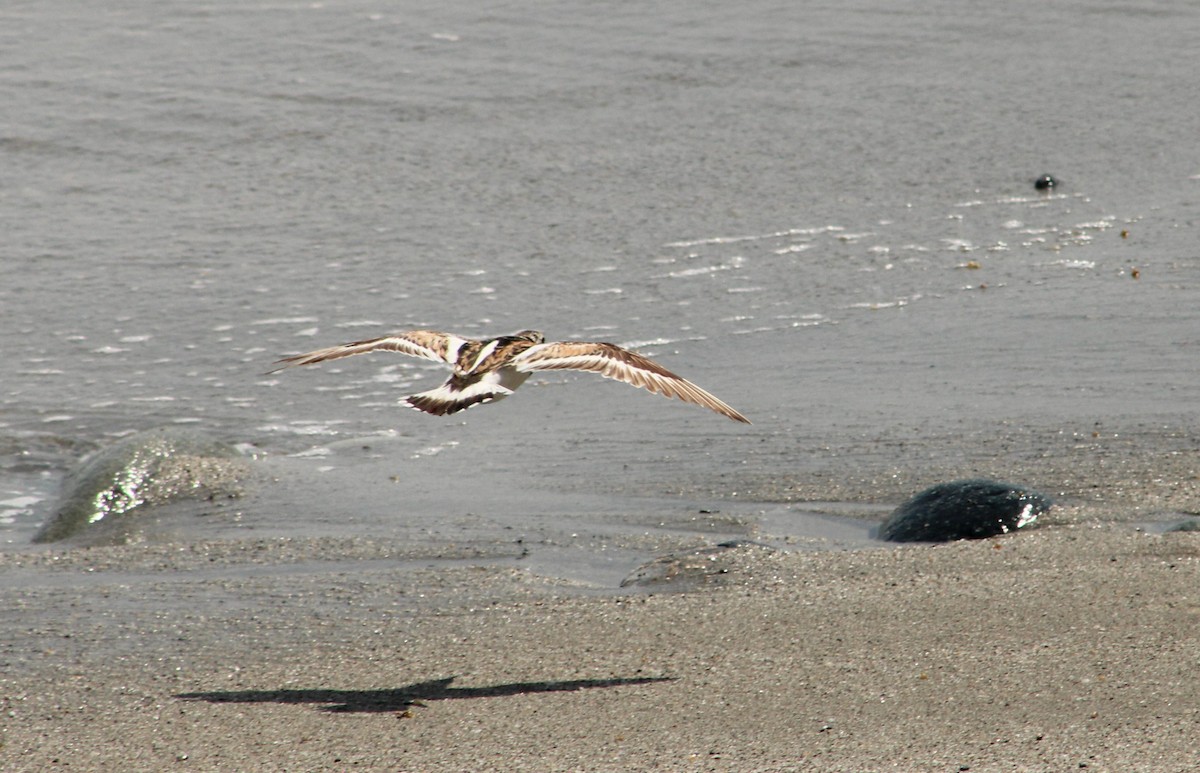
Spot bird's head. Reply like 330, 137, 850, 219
512, 330, 545, 344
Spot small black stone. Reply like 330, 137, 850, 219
1034, 174, 1058, 190
879, 478, 1052, 543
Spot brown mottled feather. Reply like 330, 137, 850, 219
513, 342, 750, 424
268, 330, 468, 372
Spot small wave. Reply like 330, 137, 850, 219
847, 294, 922, 310
335, 320, 386, 328
252, 316, 319, 326
664, 225, 844, 248
411, 440, 460, 459
941, 239, 975, 252
258, 421, 348, 436
289, 447, 332, 458
621, 337, 675, 349
658, 262, 738, 279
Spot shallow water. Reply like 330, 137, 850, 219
3, 1, 1198, 580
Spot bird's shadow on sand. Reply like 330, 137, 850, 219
177, 675, 673, 713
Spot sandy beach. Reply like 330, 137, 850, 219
3, 517, 1198, 772
5, 0, 1200, 770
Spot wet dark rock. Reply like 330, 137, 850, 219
33, 427, 249, 543
1034, 174, 1058, 190
620, 540, 777, 589
879, 478, 1051, 543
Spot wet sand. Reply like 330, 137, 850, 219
3, 518, 1198, 772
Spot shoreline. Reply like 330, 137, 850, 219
3, 523, 1197, 771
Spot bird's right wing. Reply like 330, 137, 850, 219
268, 330, 470, 372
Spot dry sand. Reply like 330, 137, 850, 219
2, 522, 1198, 772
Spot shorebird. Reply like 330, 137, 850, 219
270, 329, 750, 423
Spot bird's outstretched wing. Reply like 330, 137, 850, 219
268, 330, 469, 372
513, 342, 751, 424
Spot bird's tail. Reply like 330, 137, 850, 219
405, 384, 514, 416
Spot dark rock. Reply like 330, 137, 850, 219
1034, 174, 1058, 190
879, 478, 1051, 543
33, 427, 249, 543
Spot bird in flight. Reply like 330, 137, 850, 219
270, 329, 750, 423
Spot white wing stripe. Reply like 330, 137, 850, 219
467, 339, 500, 372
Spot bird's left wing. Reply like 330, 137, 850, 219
512, 341, 750, 423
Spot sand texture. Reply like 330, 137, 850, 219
3, 525, 1198, 772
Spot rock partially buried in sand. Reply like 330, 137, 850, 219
879, 479, 1051, 543
33, 427, 249, 543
